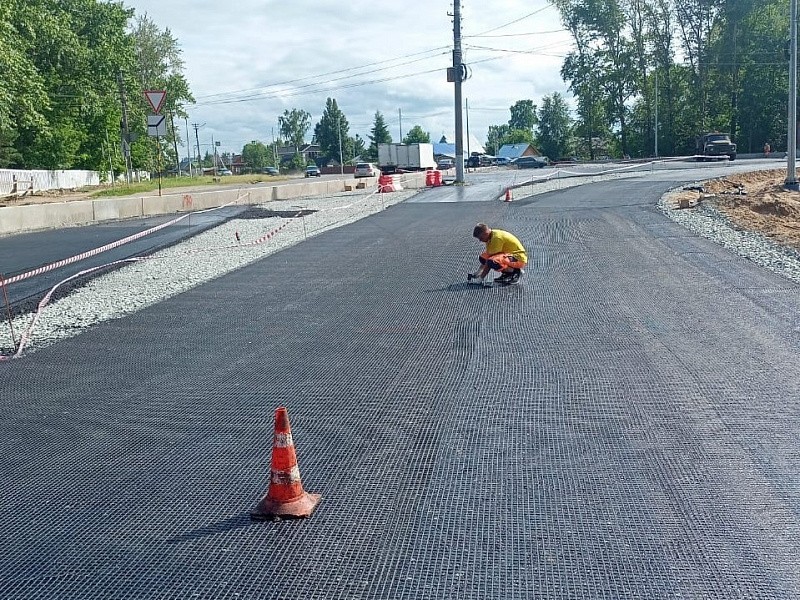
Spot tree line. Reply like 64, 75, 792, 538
547, 0, 793, 158
242, 101, 436, 173
0, 0, 193, 173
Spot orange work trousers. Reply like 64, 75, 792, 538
479, 252, 526, 273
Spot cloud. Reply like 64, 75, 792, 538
123, 0, 574, 155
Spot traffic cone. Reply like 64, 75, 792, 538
504, 188, 513, 202
250, 407, 321, 520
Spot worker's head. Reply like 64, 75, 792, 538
472, 223, 491, 243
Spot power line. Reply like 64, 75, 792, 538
465, 29, 568, 38
195, 46, 451, 103
471, 6, 554, 37
198, 62, 452, 107
465, 43, 572, 57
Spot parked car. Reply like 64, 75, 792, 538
514, 156, 548, 169
495, 157, 511, 166
217, 169, 233, 176
437, 158, 455, 170
354, 162, 379, 178
305, 165, 321, 177
262, 167, 279, 175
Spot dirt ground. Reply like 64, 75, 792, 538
0, 189, 100, 207
669, 168, 800, 249
0, 181, 243, 207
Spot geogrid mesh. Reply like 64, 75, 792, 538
1, 180, 799, 598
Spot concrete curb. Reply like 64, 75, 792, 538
0, 174, 426, 237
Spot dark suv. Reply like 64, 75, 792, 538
514, 156, 548, 169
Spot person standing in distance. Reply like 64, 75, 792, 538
468, 223, 527, 285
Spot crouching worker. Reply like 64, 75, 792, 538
468, 223, 527, 285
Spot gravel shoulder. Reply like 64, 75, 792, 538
660, 168, 800, 284
0, 189, 414, 357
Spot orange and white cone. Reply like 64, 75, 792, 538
504, 188, 513, 202
250, 407, 322, 520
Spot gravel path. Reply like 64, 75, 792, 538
0, 188, 415, 357
659, 188, 800, 284
3, 174, 799, 359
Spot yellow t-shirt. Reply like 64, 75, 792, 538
486, 229, 527, 263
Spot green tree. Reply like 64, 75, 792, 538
557, 0, 601, 159
130, 14, 194, 172
731, 2, 788, 152
241, 140, 272, 172
673, 0, 726, 131
0, 1, 47, 167
485, 124, 510, 155
351, 134, 367, 160
367, 111, 392, 161
313, 98, 353, 164
537, 93, 573, 160
7, 0, 137, 170
402, 125, 431, 144
508, 100, 538, 132
279, 108, 312, 151
644, 0, 680, 156
504, 129, 536, 145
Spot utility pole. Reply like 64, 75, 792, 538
465, 98, 471, 163
193, 123, 203, 176
212, 135, 218, 176
787, 0, 799, 189
654, 71, 659, 158
337, 116, 344, 175
272, 127, 278, 169
104, 129, 116, 186
116, 72, 132, 184
169, 111, 180, 176
452, 0, 465, 183
184, 117, 192, 176
399, 108, 403, 142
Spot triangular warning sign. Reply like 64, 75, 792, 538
144, 90, 167, 114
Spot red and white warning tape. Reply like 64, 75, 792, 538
2, 195, 248, 287
2, 187, 396, 360
1, 205, 296, 360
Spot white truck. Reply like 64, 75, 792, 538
377, 143, 437, 173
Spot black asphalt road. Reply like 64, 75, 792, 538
1, 168, 799, 598
0, 207, 247, 313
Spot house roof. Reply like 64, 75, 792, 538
433, 143, 456, 158
497, 143, 537, 159
437, 133, 486, 155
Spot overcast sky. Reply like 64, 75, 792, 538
121, 0, 575, 157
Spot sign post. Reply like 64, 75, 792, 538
144, 90, 167, 195
144, 90, 167, 114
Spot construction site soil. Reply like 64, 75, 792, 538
670, 168, 800, 249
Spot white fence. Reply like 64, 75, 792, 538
0, 169, 102, 198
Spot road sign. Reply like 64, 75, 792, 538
147, 115, 167, 137
144, 90, 166, 113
